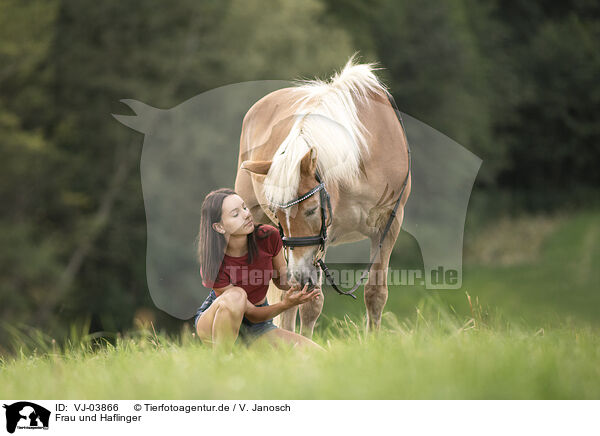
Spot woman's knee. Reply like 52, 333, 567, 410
217, 287, 247, 315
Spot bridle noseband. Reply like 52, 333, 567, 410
268, 93, 411, 300
270, 168, 331, 254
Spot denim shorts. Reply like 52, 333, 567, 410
192, 290, 278, 345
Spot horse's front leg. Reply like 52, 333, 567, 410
364, 209, 402, 332
279, 305, 298, 332
267, 282, 298, 331
299, 285, 324, 339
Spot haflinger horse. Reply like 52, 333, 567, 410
234, 56, 411, 338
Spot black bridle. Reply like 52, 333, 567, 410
269, 93, 411, 300
271, 168, 332, 250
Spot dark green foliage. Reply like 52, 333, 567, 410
0, 0, 598, 348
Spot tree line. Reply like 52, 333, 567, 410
1, 0, 598, 349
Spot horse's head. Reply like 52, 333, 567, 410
241, 147, 331, 289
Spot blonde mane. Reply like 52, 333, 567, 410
262, 55, 388, 209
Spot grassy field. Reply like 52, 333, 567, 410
322, 208, 600, 330
1, 210, 599, 399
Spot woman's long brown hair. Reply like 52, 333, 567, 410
196, 188, 269, 288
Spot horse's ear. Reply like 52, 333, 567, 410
300, 147, 318, 175
240, 160, 272, 175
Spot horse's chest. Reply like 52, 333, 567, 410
329, 230, 366, 246
329, 203, 369, 245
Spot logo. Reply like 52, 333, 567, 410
2, 402, 50, 434
112, 81, 482, 319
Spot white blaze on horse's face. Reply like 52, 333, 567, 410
239, 146, 324, 288
276, 188, 323, 288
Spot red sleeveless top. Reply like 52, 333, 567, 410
201, 225, 283, 304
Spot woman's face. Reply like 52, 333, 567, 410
214, 194, 254, 236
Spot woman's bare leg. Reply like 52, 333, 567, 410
250, 328, 325, 351
196, 287, 247, 351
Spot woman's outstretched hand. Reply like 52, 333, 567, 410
281, 282, 321, 309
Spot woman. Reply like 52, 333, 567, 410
194, 187, 323, 351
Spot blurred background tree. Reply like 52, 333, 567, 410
0, 0, 598, 349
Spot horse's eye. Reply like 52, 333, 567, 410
305, 207, 317, 216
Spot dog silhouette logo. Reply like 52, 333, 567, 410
2, 402, 50, 433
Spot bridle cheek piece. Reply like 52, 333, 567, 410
270, 169, 331, 260
268, 93, 411, 300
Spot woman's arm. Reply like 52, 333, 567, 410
271, 249, 292, 291
244, 300, 290, 323
244, 283, 319, 323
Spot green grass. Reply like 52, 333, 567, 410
1, 307, 599, 399
322, 209, 600, 330
1, 209, 599, 399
